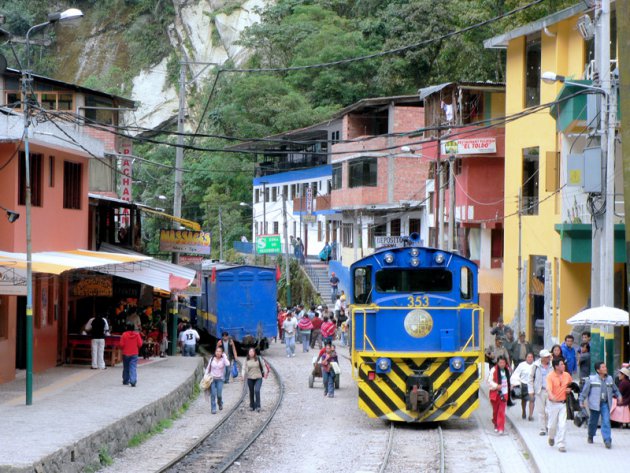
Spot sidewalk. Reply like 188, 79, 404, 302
483, 385, 630, 472
0, 356, 202, 473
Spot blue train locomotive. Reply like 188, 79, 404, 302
198, 264, 277, 351
350, 235, 483, 422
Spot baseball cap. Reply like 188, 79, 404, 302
539, 349, 551, 358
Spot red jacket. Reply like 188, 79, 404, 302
311, 317, 323, 329
120, 331, 143, 356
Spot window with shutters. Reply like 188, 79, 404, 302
63, 161, 82, 210
18, 152, 43, 206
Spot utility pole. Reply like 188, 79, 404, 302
435, 137, 443, 249
169, 62, 186, 356
438, 160, 446, 250
218, 206, 223, 261
448, 155, 456, 251
598, 0, 615, 310
282, 193, 292, 306
618, 0, 630, 328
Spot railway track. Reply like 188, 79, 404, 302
158, 359, 284, 473
379, 422, 445, 473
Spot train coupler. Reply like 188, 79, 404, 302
405, 374, 432, 412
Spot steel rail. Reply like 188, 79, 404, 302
155, 358, 248, 473
378, 422, 395, 473
157, 357, 283, 473
438, 425, 445, 473
215, 360, 285, 472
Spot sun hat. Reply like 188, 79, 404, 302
539, 349, 551, 358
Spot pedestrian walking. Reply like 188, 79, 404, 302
242, 348, 270, 412
179, 323, 200, 357
205, 346, 230, 414
610, 367, 630, 426
330, 272, 339, 303
510, 332, 532, 367
511, 352, 535, 420
503, 328, 516, 364
528, 349, 552, 435
158, 314, 168, 357
298, 313, 313, 352
490, 318, 507, 343
485, 337, 510, 369
85, 313, 109, 370
120, 323, 143, 387
579, 361, 620, 448
561, 334, 578, 376
282, 312, 298, 357
277, 308, 287, 343
550, 344, 564, 363
546, 358, 573, 452
319, 343, 338, 398
310, 312, 323, 349
488, 355, 511, 434
217, 331, 238, 383
321, 316, 336, 345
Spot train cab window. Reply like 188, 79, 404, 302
460, 266, 473, 300
375, 269, 452, 293
353, 266, 372, 304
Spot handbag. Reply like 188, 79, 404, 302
231, 362, 239, 378
199, 373, 213, 391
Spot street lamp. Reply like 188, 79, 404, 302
541, 71, 607, 94
0, 205, 19, 223
3, 9, 83, 406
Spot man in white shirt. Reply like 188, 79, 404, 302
179, 323, 200, 356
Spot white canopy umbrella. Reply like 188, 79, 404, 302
566, 306, 629, 327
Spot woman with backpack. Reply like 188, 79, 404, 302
242, 348, 269, 412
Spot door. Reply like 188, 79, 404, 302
15, 296, 26, 369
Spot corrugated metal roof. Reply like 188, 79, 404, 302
418, 83, 453, 101
484, 3, 589, 49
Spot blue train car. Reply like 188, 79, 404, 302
350, 235, 483, 422
198, 264, 277, 350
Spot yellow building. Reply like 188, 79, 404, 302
484, 4, 618, 347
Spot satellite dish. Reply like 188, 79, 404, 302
0, 54, 7, 75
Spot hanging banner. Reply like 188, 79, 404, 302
159, 230, 211, 255
72, 275, 113, 297
306, 185, 313, 214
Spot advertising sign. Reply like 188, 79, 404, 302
159, 230, 211, 255
441, 138, 496, 155
118, 139, 133, 226
306, 185, 313, 214
72, 275, 113, 297
256, 234, 282, 254
374, 235, 409, 248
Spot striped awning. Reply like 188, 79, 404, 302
0, 249, 150, 275
478, 267, 503, 294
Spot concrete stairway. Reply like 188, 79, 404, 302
304, 259, 334, 305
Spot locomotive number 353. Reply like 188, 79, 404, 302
407, 295, 430, 307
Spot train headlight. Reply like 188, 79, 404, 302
410, 248, 419, 257
384, 253, 395, 264
376, 357, 391, 374
434, 252, 445, 265
449, 357, 465, 373
410, 257, 420, 267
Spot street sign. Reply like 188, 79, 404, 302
303, 214, 316, 223
256, 234, 282, 254
375, 235, 422, 249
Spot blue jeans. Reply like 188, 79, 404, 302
210, 378, 224, 413
340, 332, 347, 346
285, 335, 295, 356
322, 369, 335, 396
248, 378, 262, 409
223, 363, 233, 383
588, 402, 612, 443
122, 355, 138, 385
331, 286, 338, 302
301, 332, 310, 351
182, 345, 196, 356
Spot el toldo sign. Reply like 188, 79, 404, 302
441, 138, 496, 155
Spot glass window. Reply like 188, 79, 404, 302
353, 266, 372, 304
332, 163, 342, 190
375, 269, 452, 293
6, 92, 20, 108
522, 147, 539, 215
63, 161, 82, 209
18, 152, 43, 207
348, 157, 377, 188
525, 35, 541, 107
460, 266, 473, 300
41, 93, 57, 110
58, 94, 73, 111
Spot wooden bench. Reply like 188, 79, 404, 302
67, 335, 123, 367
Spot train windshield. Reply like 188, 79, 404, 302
375, 269, 452, 293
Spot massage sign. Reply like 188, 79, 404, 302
159, 230, 212, 255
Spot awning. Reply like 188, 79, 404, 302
0, 249, 149, 275
478, 267, 503, 294
97, 243, 196, 292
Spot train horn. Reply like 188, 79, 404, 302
409, 232, 421, 244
